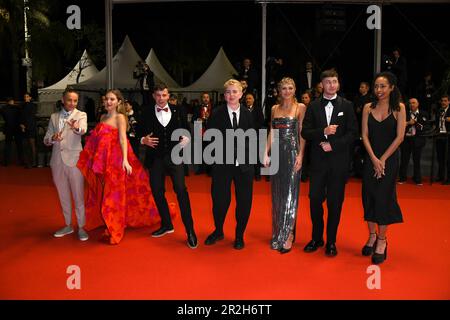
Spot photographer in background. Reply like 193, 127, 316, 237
134, 61, 154, 105
386, 48, 408, 98
124, 100, 140, 158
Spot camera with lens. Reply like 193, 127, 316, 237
133, 61, 150, 79
382, 54, 393, 70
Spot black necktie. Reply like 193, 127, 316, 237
232, 112, 238, 129
232, 112, 238, 164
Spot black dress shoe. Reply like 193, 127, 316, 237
151, 226, 174, 237
204, 232, 224, 245
325, 243, 338, 257
187, 231, 198, 249
233, 237, 245, 250
303, 239, 324, 252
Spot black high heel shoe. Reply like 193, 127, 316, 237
371, 237, 388, 264
362, 232, 377, 256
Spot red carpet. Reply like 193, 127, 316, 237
0, 165, 449, 300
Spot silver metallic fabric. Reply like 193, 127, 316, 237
271, 117, 301, 250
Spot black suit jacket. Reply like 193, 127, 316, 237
207, 104, 255, 173
405, 109, 429, 148
246, 102, 264, 130
20, 102, 38, 133
436, 107, 450, 134
138, 103, 189, 168
301, 96, 358, 170
298, 71, 319, 93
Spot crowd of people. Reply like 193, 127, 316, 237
1, 50, 450, 266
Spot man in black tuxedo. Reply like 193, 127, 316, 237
398, 98, 429, 185
435, 95, 450, 184
301, 69, 358, 257
204, 79, 255, 250
298, 61, 319, 93
139, 83, 197, 249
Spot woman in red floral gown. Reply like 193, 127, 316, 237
77, 89, 174, 244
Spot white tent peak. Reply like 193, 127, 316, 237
180, 47, 238, 92
73, 35, 144, 91
38, 50, 99, 115
40, 49, 99, 91
145, 48, 180, 88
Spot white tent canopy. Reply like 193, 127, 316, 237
175, 47, 237, 94
73, 35, 143, 91
144, 48, 180, 88
39, 49, 99, 94
37, 49, 99, 115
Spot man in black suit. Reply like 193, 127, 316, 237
301, 69, 358, 257
398, 98, 429, 185
298, 61, 319, 93
435, 95, 450, 184
387, 48, 407, 97
134, 61, 154, 106
139, 83, 197, 248
20, 92, 38, 168
1, 97, 24, 166
204, 79, 255, 250
238, 58, 258, 97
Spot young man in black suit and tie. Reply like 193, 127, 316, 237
301, 69, 358, 257
204, 79, 255, 250
139, 83, 197, 249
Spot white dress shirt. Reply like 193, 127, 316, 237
324, 94, 337, 126
155, 103, 172, 127
227, 105, 240, 127
307, 71, 312, 89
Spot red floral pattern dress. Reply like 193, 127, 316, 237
77, 122, 175, 244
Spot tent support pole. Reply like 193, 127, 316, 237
105, 0, 113, 89
374, 4, 382, 76
261, 2, 267, 118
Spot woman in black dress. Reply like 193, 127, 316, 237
361, 72, 406, 264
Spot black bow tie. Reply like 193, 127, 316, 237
321, 97, 336, 107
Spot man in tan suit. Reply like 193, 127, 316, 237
44, 89, 88, 241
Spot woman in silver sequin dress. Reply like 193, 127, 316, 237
264, 77, 307, 254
